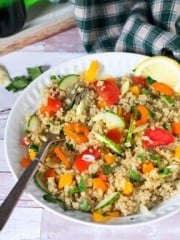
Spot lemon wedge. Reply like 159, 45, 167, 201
134, 56, 180, 90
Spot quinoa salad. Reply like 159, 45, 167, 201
20, 60, 180, 222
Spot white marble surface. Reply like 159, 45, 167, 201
0, 27, 180, 240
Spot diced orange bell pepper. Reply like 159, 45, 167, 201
172, 122, 180, 135
64, 122, 89, 144
92, 177, 108, 192
142, 162, 154, 174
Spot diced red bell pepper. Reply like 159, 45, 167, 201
106, 128, 122, 144
143, 127, 174, 147
132, 76, 147, 88
74, 146, 101, 172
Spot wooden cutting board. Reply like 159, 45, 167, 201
0, 2, 76, 56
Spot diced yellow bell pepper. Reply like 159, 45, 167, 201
29, 149, 36, 160
84, 60, 100, 82
123, 180, 134, 195
175, 146, 180, 158
130, 85, 140, 96
58, 173, 73, 189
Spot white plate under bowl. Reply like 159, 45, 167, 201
4, 52, 180, 227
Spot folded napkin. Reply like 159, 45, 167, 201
74, 0, 180, 61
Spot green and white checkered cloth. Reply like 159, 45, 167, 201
74, 0, 180, 60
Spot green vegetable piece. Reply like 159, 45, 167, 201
124, 116, 134, 148
78, 176, 86, 192
148, 109, 155, 118
34, 172, 49, 193
94, 132, 122, 155
163, 124, 171, 130
68, 176, 86, 195
43, 194, 57, 203
29, 143, 39, 152
94, 192, 120, 211
137, 153, 147, 160
146, 76, 157, 85
58, 74, 80, 91
159, 167, 171, 176
79, 199, 90, 212
129, 168, 141, 182
102, 165, 116, 175
43, 194, 68, 210
6, 76, 29, 92
65, 142, 74, 150
103, 110, 125, 130
27, 66, 42, 80
149, 153, 161, 167
27, 114, 41, 132
161, 95, 174, 105
5, 65, 48, 92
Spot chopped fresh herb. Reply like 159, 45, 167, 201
148, 109, 155, 118
149, 153, 161, 167
69, 176, 86, 195
91, 173, 98, 178
141, 89, 151, 95
78, 176, 86, 192
27, 67, 42, 80
163, 124, 171, 130
146, 76, 157, 85
68, 187, 80, 195
102, 165, 116, 175
29, 143, 39, 152
137, 153, 147, 160
161, 95, 174, 105
159, 167, 171, 176
6, 76, 29, 92
130, 105, 139, 116
79, 199, 90, 212
65, 142, 74, 150
5, 65, 49, 92
24, 129, 31, 134
129, 168, 141, 182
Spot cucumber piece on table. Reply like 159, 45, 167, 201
58, 74, 80, 90
94, 132, 122, 154
103, 110, 125, 130
34, 172, 49, 193
27, 114, 41, 132
94, 192, 120, 211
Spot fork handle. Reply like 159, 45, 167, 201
0, 159, 39, 231
0, 139, 52, 231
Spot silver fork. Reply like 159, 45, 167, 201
0, 133, 64, 231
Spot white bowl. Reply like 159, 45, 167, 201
4, 52, 180, 227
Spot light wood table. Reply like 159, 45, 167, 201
0, 27, 179, 240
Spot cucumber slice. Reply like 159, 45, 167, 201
58, 74, 80, 91
103, 110, 125, 130
34, 172, 49, 193
27, 115, 41, 132
94, 132, 122, 154
94, 192, 120, 211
